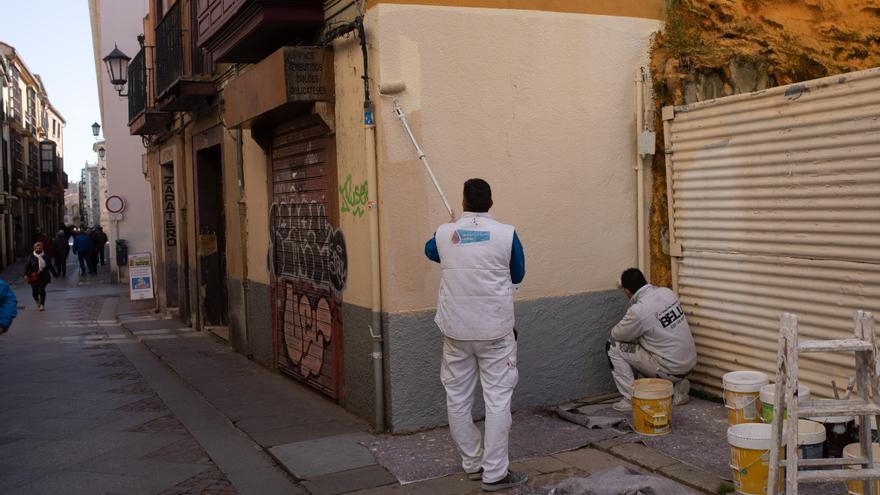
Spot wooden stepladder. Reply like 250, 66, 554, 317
768, 311, 880, 495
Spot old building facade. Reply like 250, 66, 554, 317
0, 41, 67, 262
89, 0, 156, 283
93, 0, 665, 432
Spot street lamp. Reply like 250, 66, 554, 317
97, 147, 106, 159
102, 45, 131, 96
100, 166, 106, 177
91, 122, 101, 137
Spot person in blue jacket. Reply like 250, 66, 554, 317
73, 229, 93, 276
0, 278, 17, 335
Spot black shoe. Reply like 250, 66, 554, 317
466, 468, 483, 481
482, 471, 527, 492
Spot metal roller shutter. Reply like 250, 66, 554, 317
270, 114, 344, 399
664, 68, 880, 398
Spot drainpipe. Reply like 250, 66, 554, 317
635, 68, 647, 273
234, 129, 249, 354
322, 17, 385, 432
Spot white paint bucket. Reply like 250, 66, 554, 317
723, 371, 769, 425
794, 419, 826, 466
760, 383, 811, 423
843, 442, 880, 494
728, 423, 778, 495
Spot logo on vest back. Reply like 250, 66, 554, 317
452, 229, 490, 245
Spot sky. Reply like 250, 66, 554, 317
3, 0, 100, 182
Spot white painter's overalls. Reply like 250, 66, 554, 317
435, 213, 518, 484
607, 284, 697, 399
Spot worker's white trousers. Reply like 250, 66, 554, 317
441, 332, 518, 484
607, 339, 680, 400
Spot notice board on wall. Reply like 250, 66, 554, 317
128, 253, 155, 301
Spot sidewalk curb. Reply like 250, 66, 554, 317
592, 437, 733, 495
111, 303, 308, 492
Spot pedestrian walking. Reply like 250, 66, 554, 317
0, 279, 18, 335
88, 227, 100, 274
94, 227, 108, 266
424, 179, 527, 492
25, 242, 57, 311
73, 229, 93, 276
51, 229, 69, 277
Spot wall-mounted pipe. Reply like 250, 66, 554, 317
635, 68, 647, 273
322, 16, 385, 432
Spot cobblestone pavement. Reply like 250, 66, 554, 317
0, 261, 239, 495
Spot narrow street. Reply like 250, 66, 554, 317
0, 259, 293, 494
0, 258, 714, 495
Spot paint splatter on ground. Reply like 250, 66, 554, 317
366, 408, 621, 484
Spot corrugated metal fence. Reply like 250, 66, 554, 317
663, 67, 880, 398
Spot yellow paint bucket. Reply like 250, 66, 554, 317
723, 371, 769, 426
728, 423, 778, 495
631, 378, 673, 436
843, 442, 880, 494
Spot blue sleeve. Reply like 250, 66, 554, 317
0, 282, 17, 327
510, 231, 525, 284
424, 234, 440, 263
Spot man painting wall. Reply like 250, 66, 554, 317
424, 179, 527, 492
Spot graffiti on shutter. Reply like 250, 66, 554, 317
270, 115, 346, 398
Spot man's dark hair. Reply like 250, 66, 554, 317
620, 268, 647, 294
463, 178, 492, 212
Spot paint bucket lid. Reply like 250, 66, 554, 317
810, 416, 854, 424
760, 383, 811, 404
723, 371, 769, 393
632, 378, 673, 400
728, 423, 773, 451
789, 419, 826, 445
843, 442, 880, 459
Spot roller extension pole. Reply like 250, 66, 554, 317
391, 100, 454, 217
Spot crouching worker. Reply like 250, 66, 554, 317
607, 268, 696, 412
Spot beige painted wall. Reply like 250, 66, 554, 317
370, 4, 661, 312
243, 131, 270, 286
220, 130, 245, 281
331, 35, 374, 309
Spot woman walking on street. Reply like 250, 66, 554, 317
25, 242, 57, 311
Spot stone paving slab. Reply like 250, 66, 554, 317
301, 465, 398, 494
269, 432, 378, 479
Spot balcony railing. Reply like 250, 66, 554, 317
128, 49, 147, 123
156, 1, 183, 99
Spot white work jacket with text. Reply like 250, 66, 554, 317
611, 284, 697, 376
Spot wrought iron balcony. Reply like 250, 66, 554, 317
156, 1, 183, 99
127, 46, 172, 136
154, 1, 215, 112
128, 48, 147, 123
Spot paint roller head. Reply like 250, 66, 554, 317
378, 81, 407, 96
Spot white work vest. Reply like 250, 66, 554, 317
435, 213, 516, 341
